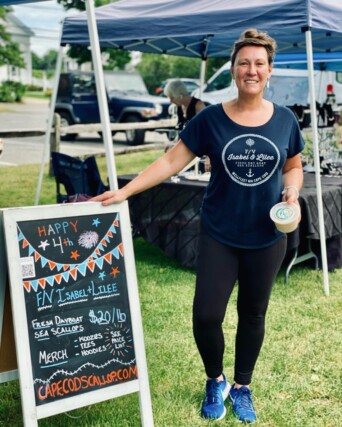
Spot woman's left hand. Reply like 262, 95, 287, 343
282, 188, 301, 223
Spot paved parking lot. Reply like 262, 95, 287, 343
0, 98, 168, 166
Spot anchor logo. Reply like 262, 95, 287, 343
246, 169, 254, 178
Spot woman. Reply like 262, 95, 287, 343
92, 29, 304, 424
163, 79, 206, 130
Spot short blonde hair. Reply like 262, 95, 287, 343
164, 79, 188, 98
230, 28, 277, 66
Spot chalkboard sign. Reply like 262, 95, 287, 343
3, 202, 153, 426
0, 210, 18, 383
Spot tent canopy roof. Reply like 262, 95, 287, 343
1, 0, 46, 4
61, 0, 342, 60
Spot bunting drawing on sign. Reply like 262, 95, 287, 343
17, 215, 123, 292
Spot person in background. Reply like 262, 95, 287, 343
164, 79, 206, 130
91, 28, 304, 424
164, 79, 209, 170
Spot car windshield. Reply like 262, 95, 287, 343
264, 76, 309, 105
104, 73, 149, 94
183, 81, 200, 93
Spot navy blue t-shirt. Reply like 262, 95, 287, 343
179, 103, 305, 248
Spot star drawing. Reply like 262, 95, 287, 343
110, 267, 120, 277
92, 218, 101, 227
70, 250, 80, 260
38, 240, 50, 251
99, 271, 106, 280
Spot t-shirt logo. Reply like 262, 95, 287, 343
222, 134, 280, 187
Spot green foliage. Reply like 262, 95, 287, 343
33, 50, 58, 74
137, 54, 229, 93
32, 50, 59, 80
57, 0, 129, 69
103, 49, 131, 71
137, 54, 171, 92
0, 7, 25, 68
25, 83, 43, 92
31, 52, 41, 70
57, 0, 112, 11
0, 80, 25, 102
137, 54, 203, 93
206, 57, 229, 79
66, 45, 130, 70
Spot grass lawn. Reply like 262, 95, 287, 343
24, 92, 51, 100
0, 151, 341, 426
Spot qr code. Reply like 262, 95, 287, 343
20, 256, 35, 279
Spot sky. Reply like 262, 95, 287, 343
12, 0, 75, 56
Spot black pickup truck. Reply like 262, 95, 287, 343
55, 71, 171, 145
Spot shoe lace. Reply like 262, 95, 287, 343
206, 380, 222, 404
236, 388, 253, 411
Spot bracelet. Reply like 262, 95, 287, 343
282, 185, 299, 198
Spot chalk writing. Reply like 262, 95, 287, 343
16, 212, 137, 405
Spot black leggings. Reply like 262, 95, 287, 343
193, 230, 287, 385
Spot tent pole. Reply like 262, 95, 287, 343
85, 0, 118, 191
85, 1, 154, 426
305, 29, 330, 296
34, 45, 64, 206
199, 59, 207, 98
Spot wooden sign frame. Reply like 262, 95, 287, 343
3, 201, 153, 426
0, 210, 18, 383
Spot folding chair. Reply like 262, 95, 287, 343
51, 152, 109, 203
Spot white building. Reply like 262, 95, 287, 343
0, 13, 34, 85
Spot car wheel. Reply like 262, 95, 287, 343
98, 131, 116, 139
59, 111, 77, 141
124, 115, 145, 146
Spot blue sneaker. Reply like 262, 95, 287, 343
229, 384, 257, 423
201, 374, 230, 420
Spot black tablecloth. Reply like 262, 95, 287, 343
119, 173, 342, 270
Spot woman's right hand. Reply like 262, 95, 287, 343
90, 189, 128, 206
90, 140, 196, 207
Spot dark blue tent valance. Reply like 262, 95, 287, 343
0, 0, 47, 4
60, 0, 342, 61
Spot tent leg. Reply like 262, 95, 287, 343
34, 45, 64, 206
199, 59, 207, 98
305, 30, 330, 296
85, 0, 118, 190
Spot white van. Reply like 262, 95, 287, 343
193, 61, 342, 128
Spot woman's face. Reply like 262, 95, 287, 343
231, 46, 272, 96
169, 94, 183, 106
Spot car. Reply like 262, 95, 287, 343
155, 78, 201, 96
55, 71, 171, 145
192, 61, 342, 128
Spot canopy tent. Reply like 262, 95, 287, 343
61, 0, 342, 57
57, 0, 342, 296
1, 0, 46, 4
4, 0, 341, 295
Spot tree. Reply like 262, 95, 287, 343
57, 0, 110, 11
137, 54, 172, 93
137, 54, 204, 93
206, 58, 228, 80
137, 53, 229, 93
32, 50, 59, 79
0, 7, 25, 68
32, 51, 42, 70
57, 0, 130, 70
42, 50, 58, 72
